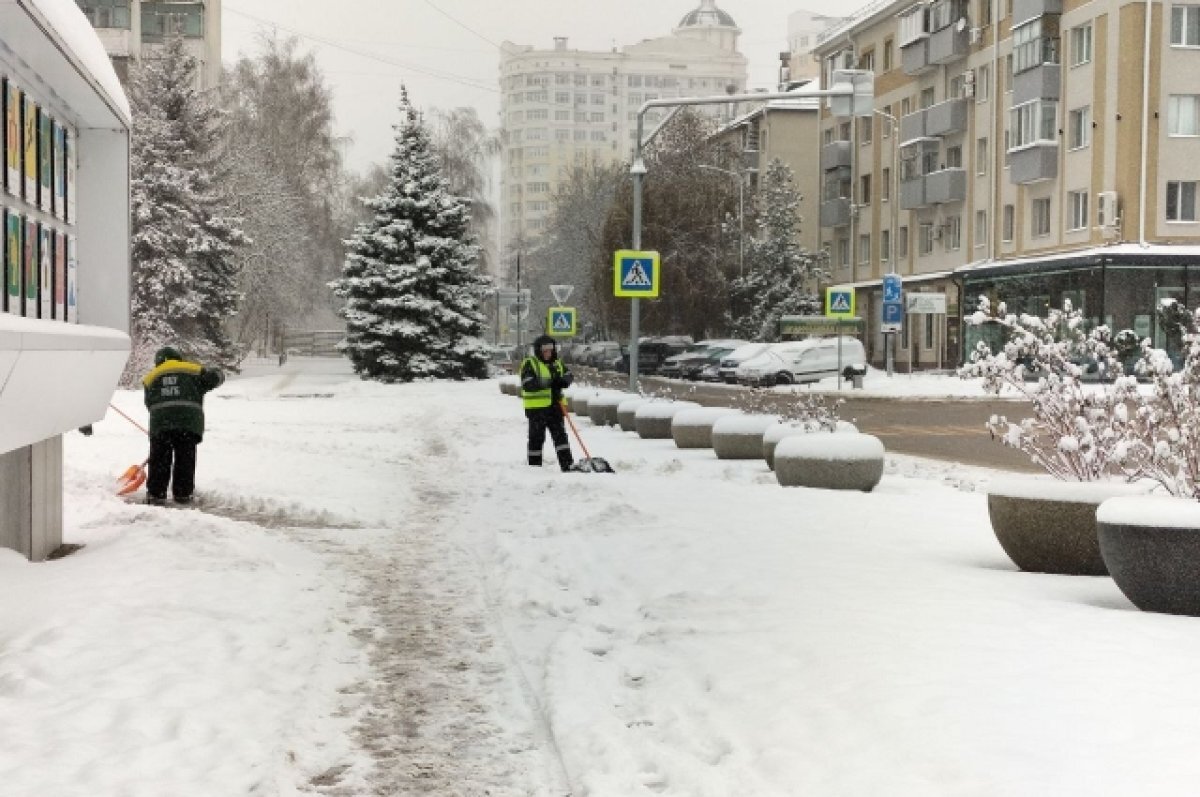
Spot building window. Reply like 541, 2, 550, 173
1172, 6, 1200, 46
1009, 100, 1058, 148
976, 65, 991, 102
1005, 54, 1014, 91
919, 222, 935, 254
1032, 197, 1052, 236
925, 314, 935, 349
1013, 18, 1060, 74
555, 129, 569, 141
898, 5, 931, 47
823, 127, 834, 145
1169, 95, 1200, 136
860, 174, 872, 204
898, 226, 909, 258
77, 0, 131, 28
862, 117, 873, 145
1002, 204, 1015, 241
859, 50, 876, 72
976, 137, 989, 175
1068, 190, 1089, 230
1167, 180, 1199, 221
1070, 24, 1093, 65
882, 167, 892, 201
979, 0, 992, 26
975, 209, 988, 247
141, 1, 204, 39
859, 233, 871, 264
881, 229, 891, 262
884, 38, 895, 70
945, 215, 961, 250
1068, 106, 1091, 149
920, 87, 936, 109
945, 145, 962, 169
838, 238, 850, 267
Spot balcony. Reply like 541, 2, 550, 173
742, 149, 761, 172
1009, 143, 1058, 184
925, 97, 969, 137
900, 110, 926, 142
821, 140, 852, 171
928, 24, 970, 65
1013, 0, 1062, 23
925, 168, 967, 203
899, 177, 927, 210
1013, 63, 1061, 104
820, 198, 852, 228
901, 39, 934, 76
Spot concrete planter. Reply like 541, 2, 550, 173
617, 398, 649, 432
634, 401, 700, 439
711, 415, 777, 460
762, 421, 858, 470
987, 479, 1153, 576
671, 407, 740, 449
1098, 496, 1200, 615
775, 432, 884, 491
588, 393, 629, 427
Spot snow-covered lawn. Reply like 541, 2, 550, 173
2, 357, 1199, 795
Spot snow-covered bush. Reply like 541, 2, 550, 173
959, 298, 1139, 481
734, 387, 843, 431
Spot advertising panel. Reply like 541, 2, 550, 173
38, 224, 50, 318
4, 81, 17, 197
66, 234, 77, 323
4, 209, 18, 314
38, 109, 51, 213
23, 96, 35, 201
65, 126, 75, 223
54, 229, 64, 320
53, 121, 65, 220
22, 217, 35, 317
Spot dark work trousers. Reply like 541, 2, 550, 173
147, 429, 201, 500
526, 406, 573, 471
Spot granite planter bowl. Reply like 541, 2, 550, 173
587, 393, 629, 427
571, 390, 599, 417
762, 421, 858, 471
986, 479, 1154, 576
671, 407, 741, 449
1098, 496, 1200, 616
617, 398, 649, 432
499, 378, 519, 396
774, 432, 884, 491
634, 401, 700, 439
711, 414, 778, 460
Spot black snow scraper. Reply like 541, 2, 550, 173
561, 403, 616, 474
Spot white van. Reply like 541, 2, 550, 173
718, 342, 772, 383
736, 337, 867, 386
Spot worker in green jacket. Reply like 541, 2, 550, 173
142, 346, 224, 504
520, 335, 574, 471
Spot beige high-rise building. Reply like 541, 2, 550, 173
74, 0, 223, 90
784, 10, 849, 86
814, 0, 1200, 370
498, 0, 748, 251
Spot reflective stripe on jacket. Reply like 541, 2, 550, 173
142, 358, 225, 439
520, 356, 564, 409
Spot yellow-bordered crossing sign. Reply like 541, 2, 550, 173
613, 250, 661, 298
825, 286, 856, 318
547, 306, 577, 337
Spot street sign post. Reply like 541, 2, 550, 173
546, 306, 577, 337
825, 286, 856, 318
881, 301, 904, 332
613, 249, 661, 298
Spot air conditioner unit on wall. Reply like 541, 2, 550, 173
969, 27, 982, 44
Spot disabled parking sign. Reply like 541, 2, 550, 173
825, 287, 856, 318
613, 249, 661, 298
547, 306, 577, 337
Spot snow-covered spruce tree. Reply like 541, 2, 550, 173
330, 87, 490, 382
125, 34, 247, 383
958, 297, 1139, 481
729, 159, 826, 341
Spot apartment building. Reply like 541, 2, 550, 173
815, 0, 1200, 369
498, 0, 748, 250
784, 10, 850, 86
74, 0, 222, 90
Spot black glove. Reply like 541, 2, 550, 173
559, 372, 574, 389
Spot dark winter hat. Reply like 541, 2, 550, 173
155, 346, 182, 365
532, 335, 556, 353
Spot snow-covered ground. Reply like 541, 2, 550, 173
3, 357, 1199, 796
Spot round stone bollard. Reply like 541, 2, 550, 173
635, 401, 700, 439
762, 420, 858, 470
671, 407, 741, 449
774, 432, 885, 491
711, 414, 778, 460
588, 393, 629, 427
572, 390, 597, 417
617, 398, 649, 432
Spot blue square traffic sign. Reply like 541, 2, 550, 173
613, 250, 661, 298
882, 301, 905, 325
883, 274, 903, 304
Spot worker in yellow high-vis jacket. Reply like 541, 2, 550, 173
519, 335, 575, 471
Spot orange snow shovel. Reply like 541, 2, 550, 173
109, 404, 150, 496
561, 403, 615, 474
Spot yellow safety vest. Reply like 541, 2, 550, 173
520, 357, 565, 409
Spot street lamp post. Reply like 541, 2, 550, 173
627, 72, 871, 391
698, 164, 745, 280
875, 108, 900, 377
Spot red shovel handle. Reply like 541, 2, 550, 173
560, 402, 593, 459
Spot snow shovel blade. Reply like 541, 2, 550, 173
569, 457, 616, 474
116, 463, 146, 496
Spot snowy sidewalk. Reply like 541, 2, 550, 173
1, 363, 1199, 795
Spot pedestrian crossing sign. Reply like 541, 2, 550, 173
825, 286, 856, 318
546, 306, 577, 337
613, 249, 661, 298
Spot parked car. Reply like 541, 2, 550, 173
681, 343, 743, 380
585, 341, 622, 369
736, 337, 868, 386
631, 336, 693, 375
660, 339, 743, 379
717, 342, 772, 384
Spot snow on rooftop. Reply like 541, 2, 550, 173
25, 0, 131, 123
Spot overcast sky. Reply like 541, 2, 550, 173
221, 0, 844, 174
